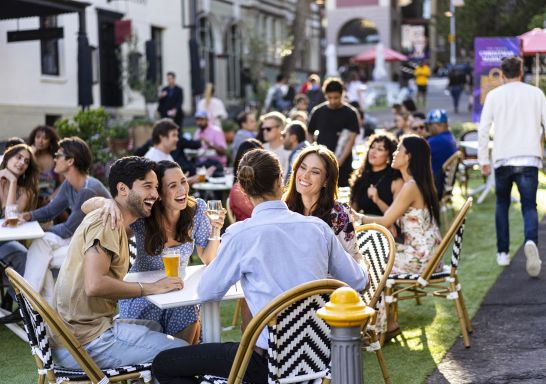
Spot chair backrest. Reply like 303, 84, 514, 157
355, 224, 396, 309
421, 198, 472, 281
460, 129, 478, 157
442, 151, 463, 199
128, 235, 137, 271
5, 268, 106, 383
226, 196, 236, 224
227, 279, 347, 384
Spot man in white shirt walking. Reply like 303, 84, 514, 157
478, 56, 546, 276
144, 119, 179, 162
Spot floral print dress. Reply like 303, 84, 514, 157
392, 206, 442, 275
119, 198, 211, 335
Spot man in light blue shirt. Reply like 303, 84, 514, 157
153, 148, 367, 383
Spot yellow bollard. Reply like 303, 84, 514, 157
317, 287, 375, 384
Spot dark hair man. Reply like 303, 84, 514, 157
282, 120, 310, 184
479, 56, 546, 275
158, 72, 184, 127
20, 137, 111, 304
144, 118, 179, 162
50, 156, 186, 370
308, 77, 360, 186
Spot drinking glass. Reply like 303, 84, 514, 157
197, 167, 207, 183
207, 200, 223, 240
162, 248, 180, 278
4, 204, 18, 227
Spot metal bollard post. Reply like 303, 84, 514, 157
317, 287, 375, 384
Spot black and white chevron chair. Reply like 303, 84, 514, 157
440, 151, 463, 229
128, 235, 138, 271
355, 223, 396, 384
200, 279, 348, 384
385, 197, 473, 348
5, 268, 153, 384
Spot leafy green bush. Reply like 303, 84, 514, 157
108, 123, 129, 139
54, 108, 112, 165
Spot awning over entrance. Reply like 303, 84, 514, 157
0, 0, 89, 21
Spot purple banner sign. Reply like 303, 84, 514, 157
473, 37, 520, 122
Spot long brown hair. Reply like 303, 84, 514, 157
144, 161, 197, 256
284, 145, 338, 225
349, 133, 400, 186
0, 144, 39, 211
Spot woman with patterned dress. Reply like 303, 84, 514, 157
83, 161, 225, 344
27, 125, 61, 207
284, 145, 362, 263
354, 135, 441, 337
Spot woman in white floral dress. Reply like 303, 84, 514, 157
355, 135, 441, 337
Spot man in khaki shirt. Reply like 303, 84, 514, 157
52, 156, 187, 369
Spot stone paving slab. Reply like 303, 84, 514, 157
427, 219, 546, 384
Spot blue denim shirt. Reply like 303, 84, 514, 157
198, 200, 368, 348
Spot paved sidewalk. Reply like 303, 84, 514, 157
427, 219, 546, 383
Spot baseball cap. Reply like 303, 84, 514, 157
425, 109, 448, 124
194, 110, 208, 119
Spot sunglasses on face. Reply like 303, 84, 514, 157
261, 126, 278, 132
411, 125, 425, 131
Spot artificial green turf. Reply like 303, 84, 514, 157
2, 174, 545, 383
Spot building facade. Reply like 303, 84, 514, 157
0, 0, 321, 139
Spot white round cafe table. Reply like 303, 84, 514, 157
192, 181, 232, 192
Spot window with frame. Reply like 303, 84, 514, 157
226, 24, 243, 98
40, 16, 60, 76
151, 26, 163, 85
198, 17, 215, 85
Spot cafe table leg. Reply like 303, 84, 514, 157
201, 301, 221, 343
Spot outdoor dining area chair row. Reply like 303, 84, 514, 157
4, 198, 473, 384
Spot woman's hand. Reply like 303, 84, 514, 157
350, 208, 364, 226
206, 208, 227, 234
0, 169, 17, 184
100, 199, 123, 229
367, 184, 379, 204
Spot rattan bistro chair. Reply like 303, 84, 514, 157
440, 151, 463, 229
385, 198, 473, 348
5, 268, 152, 384
355, 224, 396, 384
200, 279, 349, 384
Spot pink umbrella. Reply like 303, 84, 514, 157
352, 46, 408, 63
519, 28, 546, 85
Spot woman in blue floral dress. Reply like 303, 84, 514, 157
84, 160, 225, 344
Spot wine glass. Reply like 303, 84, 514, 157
207, 200, 223, 240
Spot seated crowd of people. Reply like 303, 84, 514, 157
0, 75, 457, 383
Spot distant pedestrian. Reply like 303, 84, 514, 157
309, 77, 359, 187
231, 111, 257, 159
448, 65, 467, 114
415, 61, 431, 107
158, 72, 184, 127
263, 74, 289, 113
478, 56, 545, 276
197, 83, 228, 128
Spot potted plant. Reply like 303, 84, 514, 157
108, 123, 130, 155
127, 118, 154, 150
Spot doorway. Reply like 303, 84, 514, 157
97, 9, 123, 107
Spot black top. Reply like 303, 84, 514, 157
350, 167, 397, 216
309, 102, 360, 167
157, 85, 183, 116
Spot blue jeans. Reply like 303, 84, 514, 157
494, 166, 539, 253
52, 319, 187, 370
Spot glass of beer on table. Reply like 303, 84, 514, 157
162, 248, 180, 278
4, 204, 18, 227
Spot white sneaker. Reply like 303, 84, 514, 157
524, 240, 541, 277
496, 252, 510, 266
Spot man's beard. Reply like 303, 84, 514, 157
127, 191, 152, 218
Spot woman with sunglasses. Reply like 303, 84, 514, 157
82, 160, 225, 344
409, 113, 428, 138
285, 145, 362, 262
350, 133, 403, 216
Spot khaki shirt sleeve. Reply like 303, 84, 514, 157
82, 216, 121, 258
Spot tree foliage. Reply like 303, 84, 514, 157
437, 0, 546, 57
